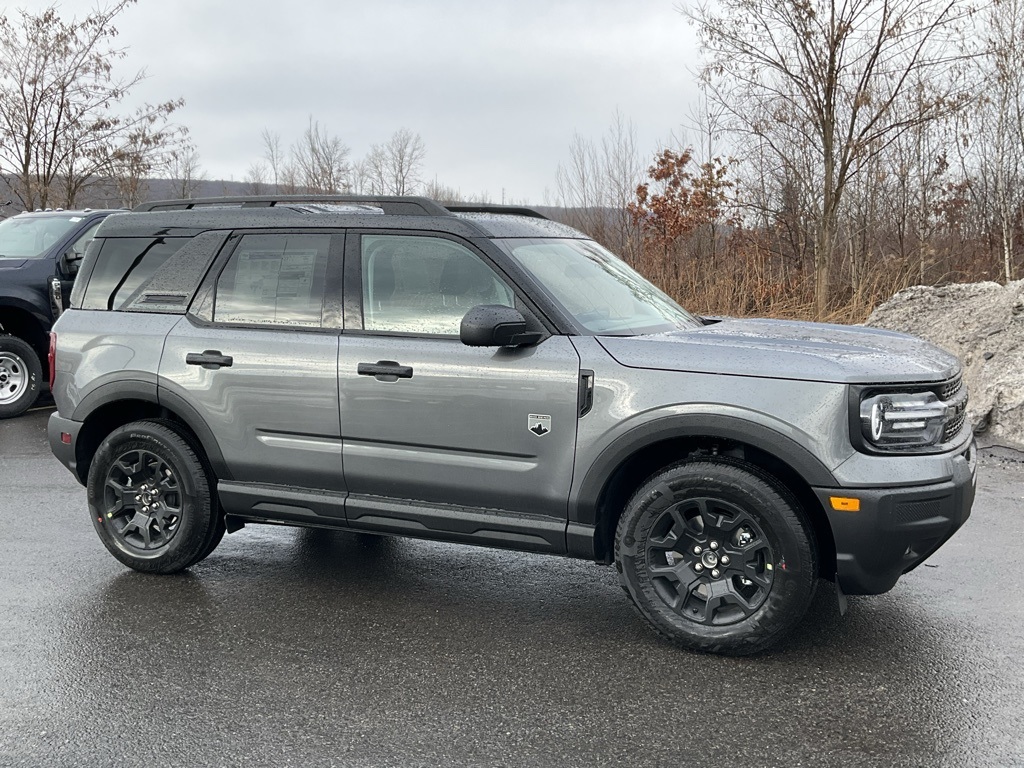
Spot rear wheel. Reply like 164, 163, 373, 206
615, 460, 817, 655
0, 335, 41, 418
87, 421, 219, 573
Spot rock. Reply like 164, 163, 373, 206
867, 279, 1024, 452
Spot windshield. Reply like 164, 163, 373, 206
0, 215, 80, 259
497, 238, 702, 335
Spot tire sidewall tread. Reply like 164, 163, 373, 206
615, 458, 818, 656
0, 335, 42, 419
86, 420, 215, 574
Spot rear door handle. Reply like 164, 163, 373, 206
357, 360, 413, 380
186, 350, 234, 369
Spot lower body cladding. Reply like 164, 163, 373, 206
815, 441, 977, 595
217, 482, 568, 553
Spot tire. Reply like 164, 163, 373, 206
86, 420, 218, 574
0, 335, 42, 419
615, 459, 817, 656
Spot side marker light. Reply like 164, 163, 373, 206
830, 496, 861, 512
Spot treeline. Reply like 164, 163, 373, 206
554, 0, 1024, 322
5, 0, 1021, 322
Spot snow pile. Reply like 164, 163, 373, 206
867, 280, 1024, 452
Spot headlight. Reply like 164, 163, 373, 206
859, 391, 948, 449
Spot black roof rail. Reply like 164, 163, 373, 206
444, 203, 549, 220
134, 195, 453, 216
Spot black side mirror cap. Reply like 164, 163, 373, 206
60, 250, 81, 276
460, 305, 542, 347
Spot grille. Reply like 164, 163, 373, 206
935, 374, 968, 443
943, 409, 966, 442
893, 499, 942, 525
938, 376, 962, 401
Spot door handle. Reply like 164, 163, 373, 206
186, 350, 234, 369
357, 360, 413, 380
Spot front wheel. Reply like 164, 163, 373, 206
0, 335, 41, 419
86, 421, 218, 573
615, 460, 817, 655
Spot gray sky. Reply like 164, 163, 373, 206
18, 0, 701, 202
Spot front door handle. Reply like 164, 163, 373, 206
357, 360, 413, 380
186, 350, 234, 369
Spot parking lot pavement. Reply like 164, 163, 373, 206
1, 407, 1023, 767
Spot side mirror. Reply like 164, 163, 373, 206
60, 249, 82, 276
460, 305, 542, 347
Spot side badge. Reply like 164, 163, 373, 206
528, 414, 551, 437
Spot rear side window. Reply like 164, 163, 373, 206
80, 238, 189, 310
213, 234, 330, 328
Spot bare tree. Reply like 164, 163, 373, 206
362, 128, 427, 195
243, 161, 268, 195
689, 0, 975, 315
554, 112, 646, 259
291, 117, 349, 193
975, 0, 1024, 281
261, 128, 283, 192
0, 2, 185, 209
166, 145, 205, 199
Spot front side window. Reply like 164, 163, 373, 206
214, 234, 330, 327
497, 238, 701, 335
0, 215, 81, 259
361, 235, 514, 335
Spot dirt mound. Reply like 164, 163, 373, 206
867, 280, 1024, 451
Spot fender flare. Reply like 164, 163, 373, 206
572, 412, 839, 528
72, 378, 231, 481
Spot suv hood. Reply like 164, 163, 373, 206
598, 317, 959, 384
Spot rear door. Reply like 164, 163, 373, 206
159, 231, 346, 508
338, 232, 581, 552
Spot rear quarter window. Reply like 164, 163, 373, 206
80, 238, 189, 310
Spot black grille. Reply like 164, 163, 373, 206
893, 499, 942, 525
935, 374, 968, 443
943, 409, 966, 442
938, 376, 962, 401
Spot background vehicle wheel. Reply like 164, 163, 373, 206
86, 421, 217, 574
615, 459, 817, 656
0, 335, 41, 419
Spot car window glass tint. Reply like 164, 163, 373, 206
70, 222, 102, 256
362, 235, 514, 335
0, 215, 80, 259
81, 238, 188, 310
214, 234, 329, 327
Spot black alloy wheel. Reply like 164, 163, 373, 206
87, 421, 220, 573
615, 459, 817, 655
645, 495, 775, 626
101, 448, 184, 552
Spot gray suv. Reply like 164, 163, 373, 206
48, 196, 976, 655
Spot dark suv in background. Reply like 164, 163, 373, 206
0, 208, 117, 417
47, 196, 976, 655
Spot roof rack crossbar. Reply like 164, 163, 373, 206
134, 195, 453, 216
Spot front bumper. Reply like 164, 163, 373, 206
814, 440, 977, 595
48, 411, 85, 485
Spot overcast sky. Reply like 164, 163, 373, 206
17, 0, 701, 203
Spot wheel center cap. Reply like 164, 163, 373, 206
701, 551, 719, 568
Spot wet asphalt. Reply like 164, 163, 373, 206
1, 408, 1023, 768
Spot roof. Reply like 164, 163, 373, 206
92, 195, 587, 240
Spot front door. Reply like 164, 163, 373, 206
338, 233, 580, 551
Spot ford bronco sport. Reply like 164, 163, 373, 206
47, 196, 976, 654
